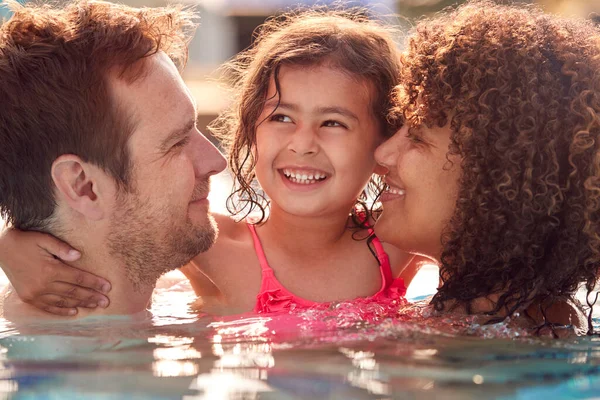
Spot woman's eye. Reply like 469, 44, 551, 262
405, 128, 424, 144
270, 114, 292, 123
407, 134, 423, 143
322, 120, 346, 128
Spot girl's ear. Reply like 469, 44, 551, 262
51, 155, 107, 221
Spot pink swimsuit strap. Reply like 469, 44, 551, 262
364, 222, 394, 284
247, 219, 401, 313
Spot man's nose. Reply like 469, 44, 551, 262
190, 131, 227, 177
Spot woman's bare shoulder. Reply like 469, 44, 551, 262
523, 299, 587, 335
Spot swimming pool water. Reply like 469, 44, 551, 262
1, 172, 598, 399
1, 276, 599, 400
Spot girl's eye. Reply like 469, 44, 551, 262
270, 114, 292, 123
322, 120, 347, 128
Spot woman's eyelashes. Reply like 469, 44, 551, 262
405, 127, 425, 144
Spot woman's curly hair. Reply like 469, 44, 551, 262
210, 8, 401, 223
393, 1, 600, 333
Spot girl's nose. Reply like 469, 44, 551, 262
287, 125, 318, 155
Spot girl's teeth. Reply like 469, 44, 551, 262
282, 169, 327, 184
289, 177, 317, 184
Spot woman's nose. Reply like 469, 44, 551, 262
374, 125, 406, 171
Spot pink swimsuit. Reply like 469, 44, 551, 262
249, 222, 407, 314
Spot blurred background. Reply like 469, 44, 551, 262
3, 0, 595, 135
138, 0, 600, 135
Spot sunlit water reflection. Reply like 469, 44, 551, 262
2, 171, 600, 399
1, 291, 600, 399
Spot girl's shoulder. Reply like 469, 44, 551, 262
380, 242, 420, 279
212, 212, 245, 240
192, 212, 254, 264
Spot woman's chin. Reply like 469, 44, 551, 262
373, 215, 402, 246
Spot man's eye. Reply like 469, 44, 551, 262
270, 114, 292, 123
172, 136, 191, 149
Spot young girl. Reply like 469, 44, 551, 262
0, 10, 421, 316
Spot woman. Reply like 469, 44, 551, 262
375, 0, 600, 335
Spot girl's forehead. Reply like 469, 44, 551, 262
266, 64, 368, 97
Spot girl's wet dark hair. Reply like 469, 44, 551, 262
210, 8, 401, 223
394, 0, 600, 334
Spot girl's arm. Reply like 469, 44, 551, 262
0, 228, 111, 316
180, 259, 221, 297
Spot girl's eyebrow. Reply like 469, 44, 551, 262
263, 99, 358, 121
315, 106, 358, 122
264, 99, 297, 111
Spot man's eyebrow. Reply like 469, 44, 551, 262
160, 119, 195, 151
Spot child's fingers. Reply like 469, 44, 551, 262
35, 233, 81, 262
48, 282, 110, 308
51, 266, 111, 294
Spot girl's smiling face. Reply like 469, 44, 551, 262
374, 123, 462, 260
254, 64, 384, 218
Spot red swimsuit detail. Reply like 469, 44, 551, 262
249, 222, 407, 314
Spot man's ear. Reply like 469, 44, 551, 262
51, 155, 108, 221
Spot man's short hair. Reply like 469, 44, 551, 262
0, 0, 196, 230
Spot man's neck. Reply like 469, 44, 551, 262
69, 251, 156, 317
45, 213, 158, 318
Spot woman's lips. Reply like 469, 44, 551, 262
379, 184, 405, 202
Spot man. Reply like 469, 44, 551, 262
0, 0, 226, 318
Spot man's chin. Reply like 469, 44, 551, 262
188, 199, 210, 219
186, 215, 218, 254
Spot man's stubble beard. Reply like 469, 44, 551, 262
107, 180, 217, 292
